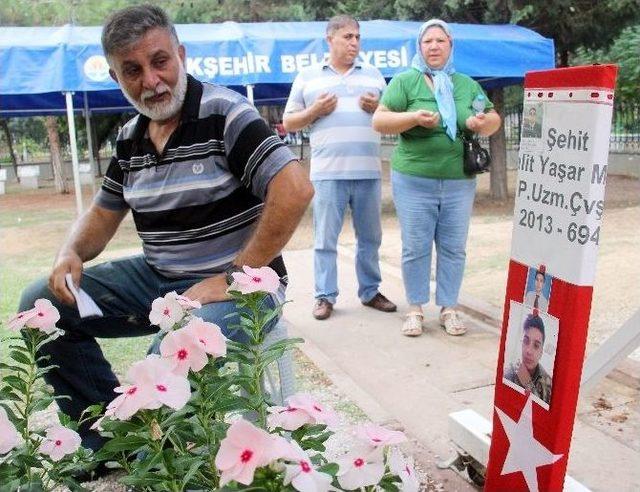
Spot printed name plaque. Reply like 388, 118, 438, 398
484, 65, 618, 492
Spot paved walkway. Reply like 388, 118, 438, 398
282, 247, 640, 492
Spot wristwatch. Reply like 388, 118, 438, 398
224, 265, 243, 286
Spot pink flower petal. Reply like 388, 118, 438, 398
7, 307, 37, 332
230, 266, 280, 294
337, 446, 385, 490
183, 317, 227, 358
39, 425, 81, 461
215, 419, 279, 486
354, 423, 407, 447
286, 393, 339, 428
166, 291, 202, 310
149, 295, 185, 331
160, 328, 208, 376
267, 405, 314, 431
0, 407, 19, 454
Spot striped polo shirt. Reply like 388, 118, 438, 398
95, 75, 295, 280
284, 61, 386, 181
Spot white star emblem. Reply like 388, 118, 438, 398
495, 393, 563, 491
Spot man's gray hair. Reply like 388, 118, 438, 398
102, 4, 179, 58
326, 15, 359, 36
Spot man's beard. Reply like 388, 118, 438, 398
122, 65, 187, 121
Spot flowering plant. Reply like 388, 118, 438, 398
2, 267, 419, 491
1, 300, 93, 490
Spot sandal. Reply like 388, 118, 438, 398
402, 313, 423, 337
440, 308, 467, 336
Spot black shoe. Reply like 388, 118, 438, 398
362, 292, 397, 312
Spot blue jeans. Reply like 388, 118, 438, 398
312, 179, 382, 304
18, 255, 279, 450
391, 171, 476, 307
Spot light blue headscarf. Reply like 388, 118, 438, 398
411, 19, 457, 141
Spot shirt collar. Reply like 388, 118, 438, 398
322, 59, 363, 73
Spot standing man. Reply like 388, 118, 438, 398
17, 5, 313, 452
283, 15, 396, 320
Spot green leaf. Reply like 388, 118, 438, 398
318, 462, 339, 476
180, 457, 206, 489
0, 403, 21, 426
0, 362, 28, 377
28, 396, 54, 413
0, 387, 23, 402
8, 350, 32, 365
100, 435, 149, 454
2, 375, 27, 394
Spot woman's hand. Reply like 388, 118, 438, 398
414, 109, 440, 129
465, 110, 501, 137
465, 113, 487, 132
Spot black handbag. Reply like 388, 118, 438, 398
462, 134, 491, 176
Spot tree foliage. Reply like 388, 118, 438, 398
574, 24, 640, 104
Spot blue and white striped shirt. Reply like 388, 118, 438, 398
284, 62, 386, 181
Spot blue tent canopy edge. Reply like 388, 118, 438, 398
0, 20, 555, 116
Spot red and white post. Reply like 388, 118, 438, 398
485, 65, 618, 491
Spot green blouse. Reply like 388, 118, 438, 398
381, 70, 493, 179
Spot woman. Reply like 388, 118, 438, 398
373, 19, 501, 337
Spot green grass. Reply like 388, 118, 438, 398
0, 198, 147, 376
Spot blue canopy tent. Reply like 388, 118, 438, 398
0, 21, 554, 212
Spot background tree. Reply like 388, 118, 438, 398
44, 116, 68, 193
0, 119, 19, 182
1, 0, 638, 199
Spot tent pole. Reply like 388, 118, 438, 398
246, 84, 254, 104
65, 92, 83, 216
83, 92, 96, 196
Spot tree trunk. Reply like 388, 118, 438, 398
488, 88, 508, 201
0, 118, 19, 183
45, 116, 69, 194
559, 49, 569, 68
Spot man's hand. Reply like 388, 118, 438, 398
310, 93, 337, 119
49, 251, 83, 305
465, 112, 487, 133
414, 110, 441, 129
359, 92, 379, 114
182, 275, 231, 305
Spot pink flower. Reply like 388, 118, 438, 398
183, 317, 227, 358
267, 404, 315, 431
288, 393, 339, 428
389, 447, 420, 492
282, 441, 333, 492
167, 291, 202, 310
354, 423, 407, 448
0, 406, 19, 454
129, 356, 192, 411
160, 327, 208, 376
149, 294, 184, 331
105, 356, 191, 420
267, 393, 339, 431
230, 266, 280, 295
215, 419, 287, 486
7, 307, 36, 331
105, 383, 154, 420
337, 447, 385, 490
39, 425, 81, 461
8, 299, 60, 334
